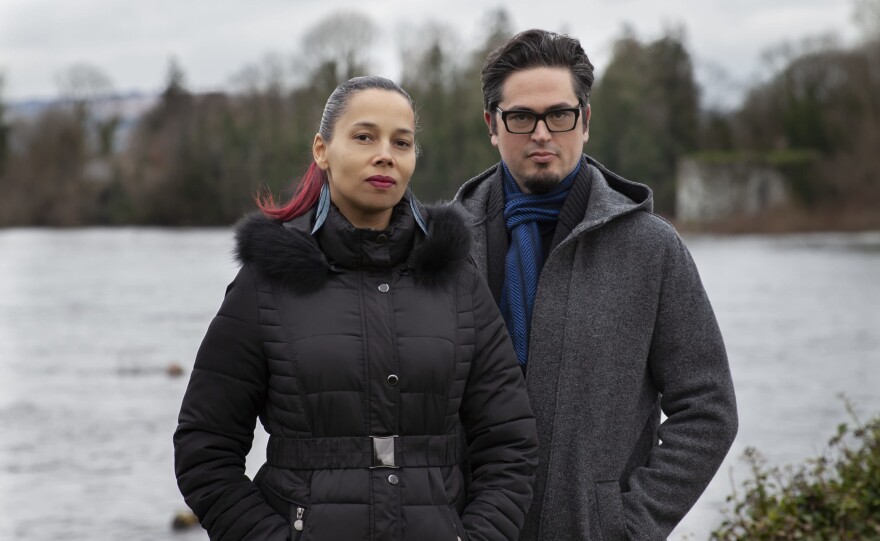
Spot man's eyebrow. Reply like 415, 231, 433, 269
506, 102, 579, 112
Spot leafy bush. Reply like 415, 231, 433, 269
712, 404, 880, 540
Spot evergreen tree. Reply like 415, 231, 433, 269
590, 27, 700, 216
396, 9, 513, 201
0, 74, 8, 174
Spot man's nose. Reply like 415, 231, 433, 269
531, 119, 552, 142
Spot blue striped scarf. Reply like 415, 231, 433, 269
500, 162, 578, 368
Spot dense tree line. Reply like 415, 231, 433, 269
728, 38, 880, 208
0, 6, 877, 227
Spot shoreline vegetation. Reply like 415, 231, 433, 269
1, 6, 878, 230
711, 401, 880, 540
675, 204, 880, 235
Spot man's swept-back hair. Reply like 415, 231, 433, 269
481, 29, 595, 130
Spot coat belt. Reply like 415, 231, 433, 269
266, 433, 463, 470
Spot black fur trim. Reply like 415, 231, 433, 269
234, 204, 472, 293
233, 212, 329, 294
410, 203, 473, 287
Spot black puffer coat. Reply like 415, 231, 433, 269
174, 198, 538, 541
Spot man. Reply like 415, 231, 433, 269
454, 29, 737, 540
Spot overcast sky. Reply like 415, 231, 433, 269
0, 0, 860, 107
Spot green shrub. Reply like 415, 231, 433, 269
711, 404, 880, 540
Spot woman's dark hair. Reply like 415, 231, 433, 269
257, 76, 416, 221
481, 29, 595, 133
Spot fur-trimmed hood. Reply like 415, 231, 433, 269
234, 202, 472, 293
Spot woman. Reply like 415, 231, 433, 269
173, 76, 537, 541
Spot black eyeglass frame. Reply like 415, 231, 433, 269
495, 104, 584, 134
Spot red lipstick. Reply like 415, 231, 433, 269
366, 175, 396, 189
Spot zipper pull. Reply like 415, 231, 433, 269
294, 507, 304, 531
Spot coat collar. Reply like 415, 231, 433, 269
234, 194, 471, 293
454, 154, 654, 234
315, 201, 417, 271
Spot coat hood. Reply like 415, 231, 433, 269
234, 199, 472, 294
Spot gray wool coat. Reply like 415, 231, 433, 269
454, 155, 738, 541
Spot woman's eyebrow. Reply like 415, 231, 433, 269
349, 121, 413, 135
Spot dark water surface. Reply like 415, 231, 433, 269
1, 228, 878, 540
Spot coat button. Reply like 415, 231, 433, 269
376, 233, 388, 243
387, 474, 399, 485
378, 283, 390, 293
386, 374, 398, 386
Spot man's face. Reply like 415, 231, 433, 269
485, 66, 590, 194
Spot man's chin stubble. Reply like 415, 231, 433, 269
522, 166, 562, 194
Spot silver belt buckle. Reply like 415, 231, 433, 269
371, 435, 398, 468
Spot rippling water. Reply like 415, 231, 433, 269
0, 228, 878, 540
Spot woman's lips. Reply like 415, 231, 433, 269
366, 175, 396, 189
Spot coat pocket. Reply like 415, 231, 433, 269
594, 480, 626, 541
290, 503, 310, 541
443, 505, 469, 541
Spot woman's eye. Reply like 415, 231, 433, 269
354, 134, 372, 142
395, 140, 412, 149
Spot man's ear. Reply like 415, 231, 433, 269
582, 104, 591, 144
312, 133, 328, 169
484, 110, 499, 148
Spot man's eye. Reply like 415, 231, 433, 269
509, 113, 532, 123
549, 111, 569, 120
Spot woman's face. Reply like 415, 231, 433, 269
313, 89, 416, 230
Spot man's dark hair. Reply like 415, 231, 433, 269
481, 29, 595, 133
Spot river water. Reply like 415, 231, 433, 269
0, 228, 878, 540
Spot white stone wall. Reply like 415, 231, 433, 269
676, 158, 790, 223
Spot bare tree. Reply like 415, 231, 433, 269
399, 21, 462, 89
299, 11, 377, 84
854, 0, 880, 41
230, 53, 288, 96
55, 63, 114, 117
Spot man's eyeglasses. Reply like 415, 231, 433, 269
495, 105, 583, 134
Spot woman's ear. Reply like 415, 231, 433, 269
313, 133, 328, 170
